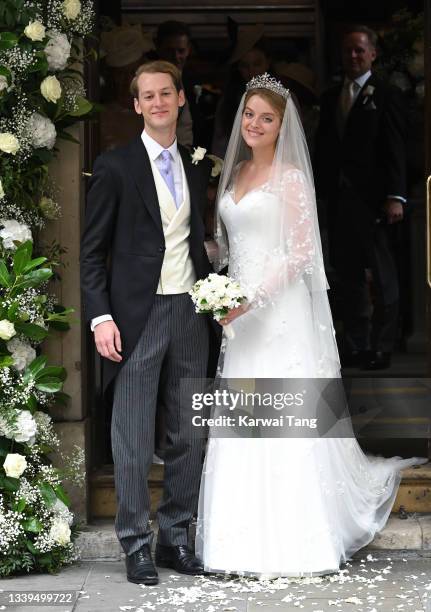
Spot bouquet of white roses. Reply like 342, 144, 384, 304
189, 273, 246, 339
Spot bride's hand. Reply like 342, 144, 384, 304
218, 303, 250, 325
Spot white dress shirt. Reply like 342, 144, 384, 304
91, 130, 184, 331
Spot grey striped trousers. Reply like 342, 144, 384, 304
111, 294, 209, 555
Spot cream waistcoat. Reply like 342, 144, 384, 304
149, 156, 196, 294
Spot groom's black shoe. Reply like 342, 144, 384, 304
126, 544, 159, 585
155, 544, 205, 575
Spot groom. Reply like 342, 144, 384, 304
80, 61, 218, 584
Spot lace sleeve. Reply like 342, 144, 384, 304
249, 168, 316, 309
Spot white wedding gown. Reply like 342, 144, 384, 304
195, 179, 427, 578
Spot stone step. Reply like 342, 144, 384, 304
392, 463, 431, 513
90, 463, 164, 519
90, 463, 431, 519
76, 516, 431, 561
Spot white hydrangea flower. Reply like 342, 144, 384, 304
0, 75, 8, 93
45, 30, 71, 72
0, 132, 20, 155
0, 320, 16, 341
49, 517, 71, 545
6, 338, 36, 372
14, 410, 37, 445
3, 453, 27, 478
0, 219, 32, 250
28, 112, 57, 150
63, 0, 81, 20
40, 75, 62, 103
24, 20, 46, 42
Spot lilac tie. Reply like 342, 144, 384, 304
158, 150, 178, 208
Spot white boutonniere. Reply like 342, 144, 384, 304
362, 85, 376, 106
191, 146, 206, 164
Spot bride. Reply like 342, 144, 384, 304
195, 74, 427, 578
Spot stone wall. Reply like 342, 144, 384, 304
42, 124, 89, 523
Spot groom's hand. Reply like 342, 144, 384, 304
94, 321, 123, 362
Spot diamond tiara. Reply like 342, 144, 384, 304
245, 73, 290, 100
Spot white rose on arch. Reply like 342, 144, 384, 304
0, 320, 16, 341
3, 453, 27, 479
40, 75, 62, 103
28, 113, 57, 150
0, 132, 20, 155
0, 219, 32, 250
24, 20, 46, 42
62, 0, 81, 20
45, 30, 71, 72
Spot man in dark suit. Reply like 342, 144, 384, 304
81, 61, 218, 584
315, 25, 407, 370
151, 20, 207, 147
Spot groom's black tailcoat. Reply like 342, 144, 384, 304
80, 136, 220, 393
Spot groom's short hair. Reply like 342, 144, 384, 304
130, 60, 184, 98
